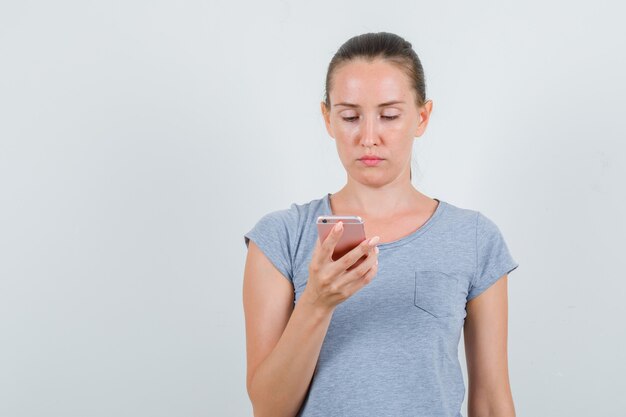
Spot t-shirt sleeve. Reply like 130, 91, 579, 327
243, 209, 296, 284
467, 211, 519, 301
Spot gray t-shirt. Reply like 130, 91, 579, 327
244, 193, 519, 417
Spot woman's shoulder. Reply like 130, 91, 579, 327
441, 198, 508, 221
245, 194, 326, 240
440, 199, 514, 250
258, 194, 325, 224
243, 194, 327, 282
437, 198, 481, 225
435, 199, 514, 243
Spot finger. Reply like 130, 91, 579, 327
335, 235, 379, 273
337, 248, 378, 286
319, 221, 344, 260
313, 233, 321, 251
341, 255, 378, 294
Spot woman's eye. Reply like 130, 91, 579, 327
341, 115, 398, 122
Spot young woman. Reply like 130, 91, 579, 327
243, 32, 519, 417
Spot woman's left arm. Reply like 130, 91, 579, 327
464, 274, 516, 417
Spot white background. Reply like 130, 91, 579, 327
1, 1, 624, 416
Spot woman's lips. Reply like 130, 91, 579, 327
359, 158, 383, 166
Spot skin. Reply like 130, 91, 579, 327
243, 56, 515, 417
320, 57, 437, 242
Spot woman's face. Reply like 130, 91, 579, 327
321, 58, 432, 186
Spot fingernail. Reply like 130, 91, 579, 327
374, 246, 379, 254
368, 236, 380, 246
335, 221, 343, 231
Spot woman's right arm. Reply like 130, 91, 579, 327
243, 240, 334, 417
243, 222, 379, 417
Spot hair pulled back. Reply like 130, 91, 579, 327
323, 32, 427, 110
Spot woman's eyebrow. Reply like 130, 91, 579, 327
333, 100, 405, 108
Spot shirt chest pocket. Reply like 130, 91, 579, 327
414, 270, 459, 318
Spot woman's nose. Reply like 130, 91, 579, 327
358, 116, 379, 147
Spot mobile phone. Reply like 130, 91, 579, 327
316, 215, 368, 265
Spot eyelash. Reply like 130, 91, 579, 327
342, 115, 399, 122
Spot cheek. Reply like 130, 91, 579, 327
335, 123, 359, 138
390, 121, 413, 135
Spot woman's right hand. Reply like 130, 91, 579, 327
303, 221, 380, 312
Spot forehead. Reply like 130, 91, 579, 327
330, 58, 413, 104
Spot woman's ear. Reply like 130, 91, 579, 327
414, 99, 433, 137
320, 101, 335, 139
